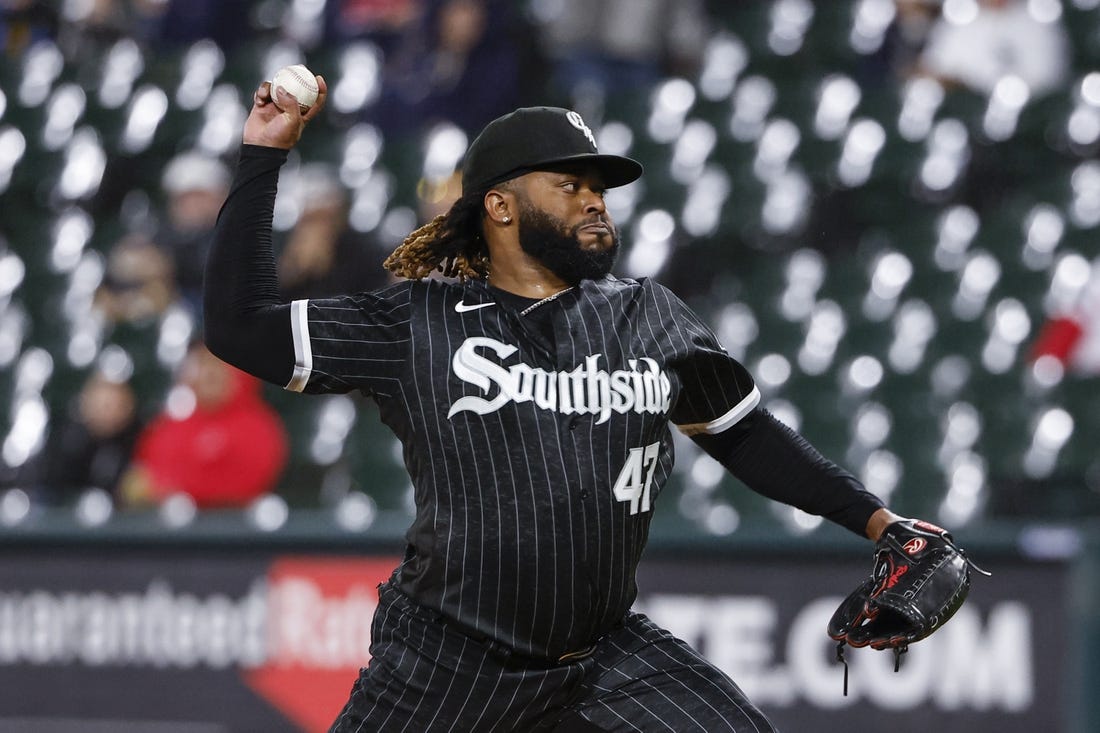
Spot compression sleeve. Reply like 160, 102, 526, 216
692, 407, 884, 537
202, 144, 295, 386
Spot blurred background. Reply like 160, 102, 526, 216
0, 0, 1099, 731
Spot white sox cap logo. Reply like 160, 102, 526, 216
566, 111, 597, 150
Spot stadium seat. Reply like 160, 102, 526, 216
3, 0, 1099, 526
345, 404, 413, 514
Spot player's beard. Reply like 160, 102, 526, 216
515, 202, 620, 284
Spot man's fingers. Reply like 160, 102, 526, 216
273, 85, 304, 122
254, 81, 273, 106
253, 75, 324, 122
301, 75, 328, 123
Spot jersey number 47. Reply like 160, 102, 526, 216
612, 442, 660, 515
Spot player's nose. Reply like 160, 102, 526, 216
581, 187, 607, 215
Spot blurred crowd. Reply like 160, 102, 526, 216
0, 0, 1097, 524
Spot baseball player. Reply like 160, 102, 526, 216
205, 77, 907, 732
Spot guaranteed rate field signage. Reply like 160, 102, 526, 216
0, 546, 1071, 733
0, 552, 398, 733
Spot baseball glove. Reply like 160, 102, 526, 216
828, 518, 989, 693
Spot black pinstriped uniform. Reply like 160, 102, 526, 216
286, 273, 759, 663
205, 145, 882, 732
291, 274, 771, 733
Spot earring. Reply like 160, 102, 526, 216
502, 216, 511, 224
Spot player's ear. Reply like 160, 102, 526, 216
483, 188, 513, 227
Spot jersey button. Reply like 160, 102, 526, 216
568, 417, 580, 431
580, 489, 590, 499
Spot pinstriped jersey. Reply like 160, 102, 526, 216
286, 274, 759, 659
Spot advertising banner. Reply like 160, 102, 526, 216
635, 555, 1065, 732
0, 550, 398, 732
0, 547, 1069, 732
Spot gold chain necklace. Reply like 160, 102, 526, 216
519, 287, 575, 316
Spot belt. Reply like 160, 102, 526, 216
385, 582, 601, 667
439, 613, 598, 667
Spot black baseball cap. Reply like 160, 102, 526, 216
461, 107, 643, 192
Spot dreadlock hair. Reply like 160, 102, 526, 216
384, 186, 494, 281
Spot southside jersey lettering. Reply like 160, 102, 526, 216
284, 275, 759, 660
447, 337, 673, 422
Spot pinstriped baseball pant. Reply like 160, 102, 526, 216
329, 581, 777, 733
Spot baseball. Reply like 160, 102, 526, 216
270, 64, 319, 112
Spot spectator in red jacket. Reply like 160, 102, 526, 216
122, 340, 288, 508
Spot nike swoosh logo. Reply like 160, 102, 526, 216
455, 300, 496, 313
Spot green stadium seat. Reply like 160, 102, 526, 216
345, 403, 413, 514
2, 0, 1098, 525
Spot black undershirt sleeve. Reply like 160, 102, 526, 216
202, 144, 295, 386
692, 407, 884, 537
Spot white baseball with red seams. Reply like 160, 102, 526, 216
270, 64, 319, 112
